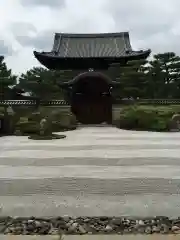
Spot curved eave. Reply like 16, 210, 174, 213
34, 49, 151, 70
137, 49, 151, 59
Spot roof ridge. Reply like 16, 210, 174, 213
54, 32, 130, 38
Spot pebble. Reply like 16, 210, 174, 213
152, 225, 161, 233
105, 225, 113, 232
160, 224, 170, 234
144, 226, 152, 234
67, 222, 78, 233
138, 220, 145, 226
78, 225, 87, 234
172, 225, 180, 233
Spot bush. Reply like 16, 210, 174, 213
52, 121, 67, 132
16, 121, 39, 135
27, 112, 43, 122
114, 105, 175, 132
51, 111, 77, 131
0, 112, 20, 135
15, 109, 77, 135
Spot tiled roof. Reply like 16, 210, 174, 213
52, 32, 134, 58
33, 32, 151, 70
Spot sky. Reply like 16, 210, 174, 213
0, 0, 180, 75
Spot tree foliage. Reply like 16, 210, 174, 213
18, 67, 64, 100
0, 57, 17, 99
147, 52, 180, 98
109, 52, 180, 99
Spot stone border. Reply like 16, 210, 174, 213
0, 217, 180, 235
0, 236, 179, 240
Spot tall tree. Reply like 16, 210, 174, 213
149, 52, 180, 98
0, 57, 17, 99
19, 67, 65, 100
117, 59, 148, 98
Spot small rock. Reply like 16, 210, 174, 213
68, 222, 78, 233
144, 226, 152, 234
83, 218, 90, 223
63, 215, 70, 222
6, 226, 23, 235
0, 224, 7, 233
111, 218, 122, 226
105, 225, 113, 232
34, 220, 42, 227
78, 225, 87, 234
100, 217, 109, 221
160, 224, 170, 234
66, 220, 73, 228
172, 225, 180, 230
27, 220, 34, 224
53, 220, 66, 229
4, 228, 11, 235
137, 226, 145, 234
125, 227, 134, 234
152, 225, 161, 233
26, 223, 35, 232
123, 219, 130, 225
48, 228, 60, 235
138, 220, 145, 226
172, 225, 180, 233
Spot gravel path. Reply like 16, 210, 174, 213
0, 126, 180, 217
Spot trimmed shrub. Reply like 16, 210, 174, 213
15, 109, 77, 135
51, 110, 77, 131
114, 105, 175, 132
52, 121, 65, 132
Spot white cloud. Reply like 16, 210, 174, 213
0, 0, 180, 74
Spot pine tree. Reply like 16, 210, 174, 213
118, 59, 148, 99
0, 57, 17, 99
149, 52, 180, 98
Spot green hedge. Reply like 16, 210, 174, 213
113, 105, 177, 132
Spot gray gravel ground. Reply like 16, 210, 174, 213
0, 126, 180, 218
